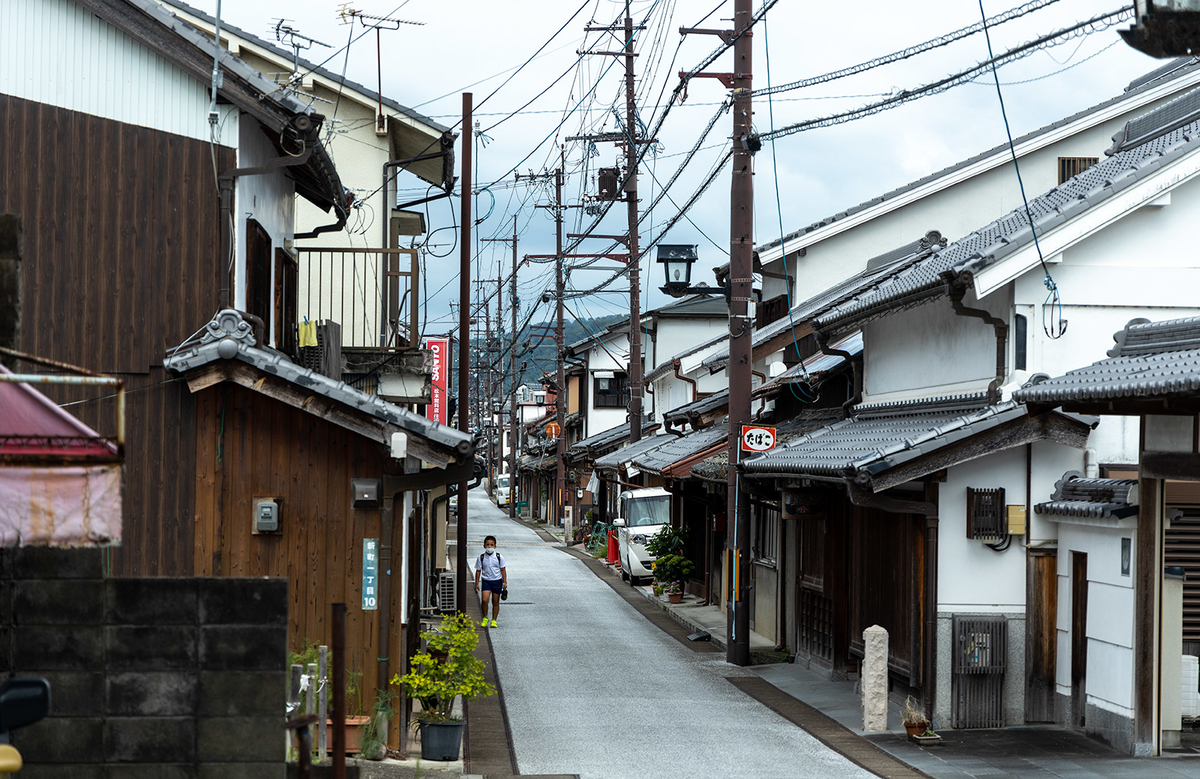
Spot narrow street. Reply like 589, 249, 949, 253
462, 488, 874, 779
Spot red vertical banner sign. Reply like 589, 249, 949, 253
425, 337, 449, 425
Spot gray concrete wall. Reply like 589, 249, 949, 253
1, 547, 289, 778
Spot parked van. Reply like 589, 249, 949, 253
495, 474, 512, 507
613, 487, 670, 585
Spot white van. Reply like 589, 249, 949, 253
495, 474, 512, 507
613, 487, 671, 585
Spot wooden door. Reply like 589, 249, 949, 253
1026, 550, 1058, 722
1071, 551, 1089, 727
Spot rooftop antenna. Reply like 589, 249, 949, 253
271, 19, 331, 93
338, 5, 425, 134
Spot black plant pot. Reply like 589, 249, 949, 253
420, 720, 465, 761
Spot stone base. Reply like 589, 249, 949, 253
1055, 692, 1137, 755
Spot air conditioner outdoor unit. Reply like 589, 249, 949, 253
437, 571, 456, 614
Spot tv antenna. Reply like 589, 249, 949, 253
271, 19, 331, 91
337, 5, 425, 133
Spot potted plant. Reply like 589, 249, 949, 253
393, 611, 496, 761
652, 552, 694, 603
912, 725, 942, 746
901, 695, 929, 740
287, 640, 371, 754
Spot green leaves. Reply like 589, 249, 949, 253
391, 612, 496, 722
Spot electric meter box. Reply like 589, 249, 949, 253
255, 499, 280, 534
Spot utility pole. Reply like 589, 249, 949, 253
554, 154, 566, 528
680, 0, 755, 666
509, 216, 519, 519
482, 217, 521, 517
726, 0, 755, 667
621, 1, 643, 445
580, 2, 645, 446
457, 92, 472, 615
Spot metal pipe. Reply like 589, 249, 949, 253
672, 359, 698, 403
457, 93, 472, 614
331, 603, 346, 779
0, 374, 118, 386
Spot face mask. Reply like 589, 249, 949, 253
485, 548, 495, 555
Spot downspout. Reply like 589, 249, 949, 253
752, 369, 767, 420
816, 330, 860, 416
847, 477, 939, 724
947, 278, 1008, 406
673, 359, 698, 403
643, 378, 654, 420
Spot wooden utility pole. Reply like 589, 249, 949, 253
483, 217, 522, 518
457, 92, 472, 614
554, 154, 566, 528
622, 1, 643, 445
580, 2, 645, 446
509, 217, 519, 518
726, 0, 755, 667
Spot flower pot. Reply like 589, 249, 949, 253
668, 593, 683, 604
419, 719, 465, 761
903, 721, 928, 740
325, 715, 371, 754
912, 732, 942, 746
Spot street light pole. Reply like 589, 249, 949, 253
457, 92, 472, 614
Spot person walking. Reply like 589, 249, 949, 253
474, 535, 507, 628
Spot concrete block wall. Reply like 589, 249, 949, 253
0, 547, 288, 778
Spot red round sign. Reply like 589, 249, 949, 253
545, 421, 561, 439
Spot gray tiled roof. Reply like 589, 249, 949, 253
628, 424, 729, 475
813, 88, 1200, 335
754, 58, 1200, 257
645, 332, 728, 383
164, 310, 471, 454
690, 408, 845, 482
1014, 316, 1200, 405
155, 0, 449, 134
741, 397, 1027, 479
703, 233, 943, 372
566, 417, 657, 460
1035, 471, 1139, 520
663, 391, 729, 426
592, 432, 675, 472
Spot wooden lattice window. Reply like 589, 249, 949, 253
757, 293, 788, 329
753, 504, 779, 564
966, 487, 1006, 540
1058, 156, 1098, 184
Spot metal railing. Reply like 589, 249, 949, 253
295, 248, 419, 350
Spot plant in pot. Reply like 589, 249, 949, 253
287, 640, 372, 755
902, 695, 929, 740
393, 611, 496, 761
652, 552, 694, 603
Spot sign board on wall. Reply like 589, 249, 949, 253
362, 538, 379, 611
424, 338, 449, 425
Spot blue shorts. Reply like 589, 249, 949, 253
480, 578, 503, 594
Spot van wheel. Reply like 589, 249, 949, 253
620, 563, 629, 581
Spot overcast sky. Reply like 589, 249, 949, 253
182, 0, 1160, 338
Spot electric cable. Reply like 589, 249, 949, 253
977, 0, 1067, 340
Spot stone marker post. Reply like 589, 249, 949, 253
863, 624, 889, 732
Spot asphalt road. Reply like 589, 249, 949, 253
463, 488, 875, 779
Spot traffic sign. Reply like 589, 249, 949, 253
740, 425, 777, 452
545, 421, 561, 439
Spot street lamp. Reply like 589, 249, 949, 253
657, 244, 727, 299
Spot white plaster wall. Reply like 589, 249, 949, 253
1, 0, 237, 146
654, 318, 728, 369
585, 331, 633, 437
233, 116, 296, 333
764, 72, 1200, 298
861, 289, 1007, 403
1027, 439, 1089, 545
1053, 521, 1137, 717
938, 448, 1029, 611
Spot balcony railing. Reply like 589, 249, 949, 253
295, 248, 419, 350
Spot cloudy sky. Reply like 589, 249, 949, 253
181, 0, 1161, 336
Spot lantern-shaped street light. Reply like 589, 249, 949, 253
1121, 0, 1200, 57
657, 244, 725, 299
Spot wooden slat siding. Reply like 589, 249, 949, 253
1026, 551, 1058, 722
847, 504, 918, 676
194, 383, 403, 700
1, 93, 231, 577
193, 389, 217, 576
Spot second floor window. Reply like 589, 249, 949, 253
593, 373, 628, 408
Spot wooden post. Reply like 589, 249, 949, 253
306, 662, 318, 762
